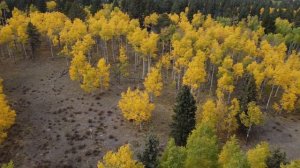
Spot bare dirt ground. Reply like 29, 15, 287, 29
0, 54, 175, 168
0, 51, 299, 167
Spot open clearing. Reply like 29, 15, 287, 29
0, 53, 300, 167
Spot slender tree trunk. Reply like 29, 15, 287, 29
161, 40, 165, 56
88, 50, 91, 64
0, 46, 4, 58
209, 65, 215, 95
148, 55, 151, 74
6, 45, 11, 59
22, 43, 28, 59
134, 52, 137, 71
96, 38, 99, 56
227, 92, 231, 103
266, 84, 274, 109
142, 57, 146, 79
246, 124, 252, 144
274, 85, 280, 97
49, 38, 54, 57
111, 38, 115, 62
105, 41, 108, 62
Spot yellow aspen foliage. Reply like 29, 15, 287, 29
118, 88, 155, 124
0, 79, 16, 144
46, 1, 56, 11
243, 39, 258, 56
144, 67, 163, 97
191, 12, 204, 28
118, 46, 129, 78
183, 50, 207, 91
71, 34, 95, 57
97, 144, 144, 168
222, 98, 240, 136
161, 53, 172, 70
127, 27, 147, 51
0, 25, 14, 45
218, 136, 249, 168
140, 32, 159, 57
172, 37, 193, 68
247, 62, 265, 88
209, 40, 223, 65
69, 51, 89, 81
80, 66, 99, 93
168, 13, 179, 24
247, 142, 270, 168
281, 160, 300, 168
7, 9, 29, 44
60, 19, 87, 55
144, 13, 159, 27
240, 102, 264, 128
233, 63, 244, 79
216, 72, 234, 99
99, 19, 114, 42
97, 58, 111, 90
280, 91, 297, 112
198, 99, 217, 126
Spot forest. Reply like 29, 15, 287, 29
0, 0, 300, 167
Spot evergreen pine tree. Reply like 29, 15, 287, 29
138, 134, 159, 168
35, 0, 47, 12
171, 85, 196, 146
238, 73, 257, 113
237, 73, 257, 132
67, 2, 86, 21
266, 149, 288, 168
27, 22, 41, 59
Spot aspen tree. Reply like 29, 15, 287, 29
118, 88, 154, 125
0, 79, 16, 144
240, 102, 264, 142
97, 144, 144, 168
144, 67, 163, 101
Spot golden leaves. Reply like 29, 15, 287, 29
118, 88, 154, 124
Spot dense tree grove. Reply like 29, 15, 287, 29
0, 79, 16, 144
0, 0, 300, 167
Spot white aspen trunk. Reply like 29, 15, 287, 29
96, 38, 99, 56
209, 65, 215, 95
148, 55, 151, 74
161, 40, 165, 56
125, 38, 128, 52
49, 39, 54, 57
111, 38, 115, 61
177, 72, 181, 90
105, 41, 108, 62
260, 80, 266, 94
88, 50, 91, 64
134, 52, 137, 71
142, 57, 146, 79
22, 43, 28, 59
227, 92, 231, 103
6, 45, 11, 59
246, 124, 252, 144
266, 84, 275, 109
274, 85, 280, 97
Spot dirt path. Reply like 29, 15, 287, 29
0, 55, 300, 167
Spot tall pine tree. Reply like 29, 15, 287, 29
171, 85, 196, 146
138, 134, 159, 168
27, 22, 41, 59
